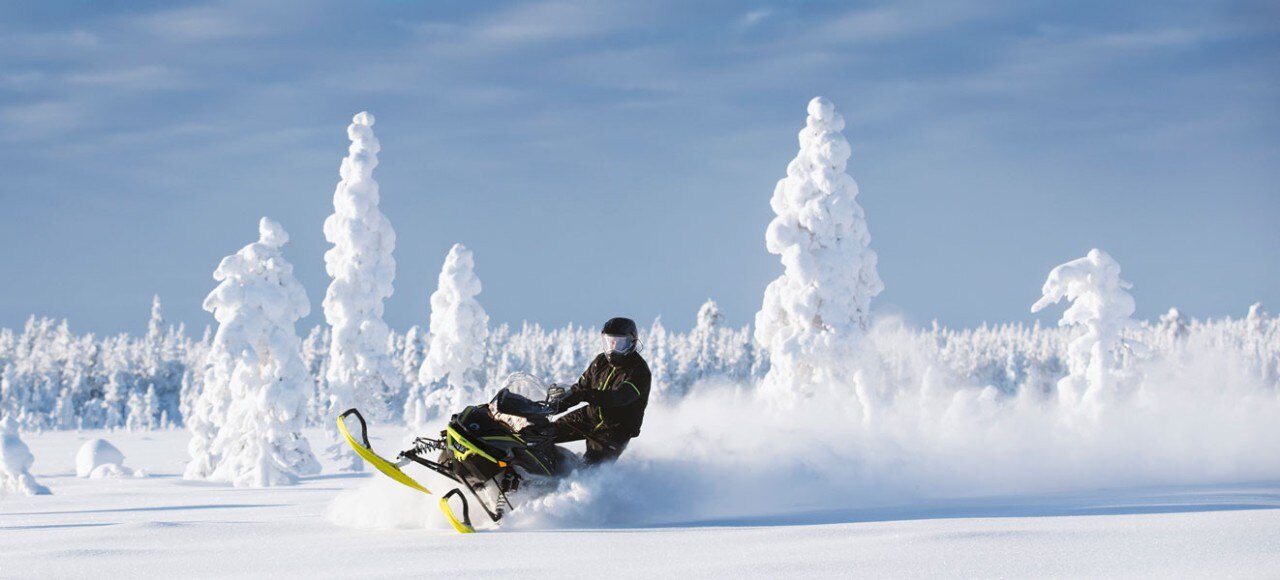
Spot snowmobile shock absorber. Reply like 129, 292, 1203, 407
406, 437, 446, 456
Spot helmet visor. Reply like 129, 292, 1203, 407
602, 334, 635, 354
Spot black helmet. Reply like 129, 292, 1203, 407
601, 317, 638, 338
601, 317, 638, 364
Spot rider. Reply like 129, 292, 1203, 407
552, 317, 651, 464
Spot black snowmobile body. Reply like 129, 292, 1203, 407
337, 384, 577, 531
431, 391, 578, 492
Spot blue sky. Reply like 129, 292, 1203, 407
1, 0, 1277, 335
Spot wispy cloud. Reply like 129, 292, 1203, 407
0, 100, 87, 137
1, 29, 101, 52
65, 66, 187, 89
739, 8, 774, 29
809, 2, 1002, 45
134, 5, 266, 42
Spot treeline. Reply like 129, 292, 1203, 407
1, 299, 1275, 432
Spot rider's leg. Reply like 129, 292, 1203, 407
583, 437, 629, 465
551, 407, 593, 444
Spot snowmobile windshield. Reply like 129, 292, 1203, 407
603, 334, 634, 354
501, 372, 546, 400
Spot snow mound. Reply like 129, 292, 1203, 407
1, 415, 51, 496
76, 438, 140, 478
89, 462, 145, 479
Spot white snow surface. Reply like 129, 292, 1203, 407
322, 111, 401, 470
75, 438, 126, 478
412, 243, 490, 425
755, 96, 884, 406
3, 426, 1279, 578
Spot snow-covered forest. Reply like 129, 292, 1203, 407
1, 296, 1275, 433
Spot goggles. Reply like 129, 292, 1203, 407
603, 334, 635, 354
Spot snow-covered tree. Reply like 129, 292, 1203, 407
413, 244, 489, 426
125, 384, 159, 431
125, 389, 146, 431
0, 365, 16, 422
1031, 248, 1141, 416
670, 300, 725, 397
299, 326, 331, 426
141, 296, 185, 425
1158, 307, 1189, 340
646, 318, 676, 400
322, 111, 401, 470
143, 295, 165, 378
185, 218, 320, 486
754, 96, 884, 405
1247, 302, 1267, 333
1, 414, 50, 496
101, 372, 126, 430
52, 387, 76, 429
399, 325, 426, 387
691, 300, 723, 368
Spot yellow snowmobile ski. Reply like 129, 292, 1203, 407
439, 489, 476, 534
337, 409, 485, 534
336, 410, 432, 495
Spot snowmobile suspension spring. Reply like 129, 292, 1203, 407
411, 438, 446, 455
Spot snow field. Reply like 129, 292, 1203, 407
2, 428, 1278, 579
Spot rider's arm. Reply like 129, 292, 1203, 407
556, 357, 602, 408
577, 367, 650, 408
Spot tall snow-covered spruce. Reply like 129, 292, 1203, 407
322, 112, 401, 471
1032, 248, 1141, 417
754, 97, 883, 405
409, 243, 489, 426
184, 218, 320, 487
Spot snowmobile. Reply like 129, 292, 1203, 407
336, 373, 579, 533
